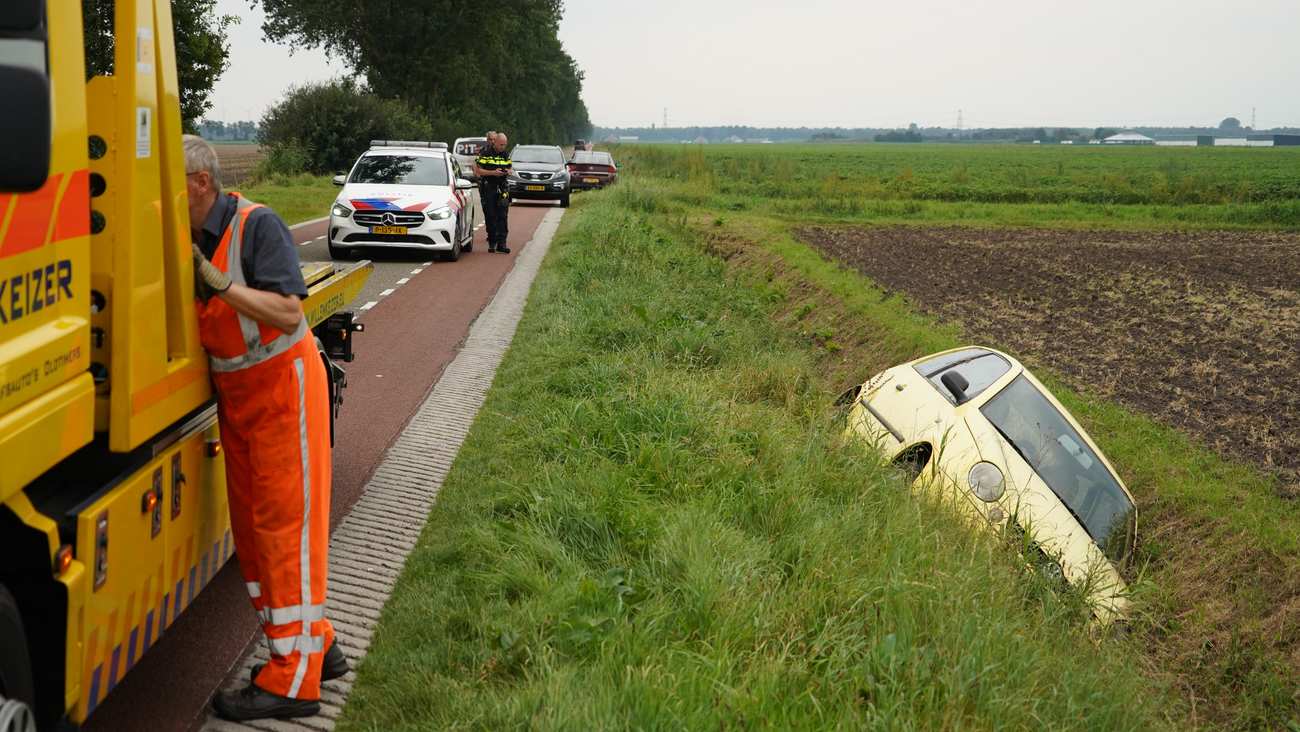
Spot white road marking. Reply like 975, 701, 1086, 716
410, 268, 423, 275
359, 301, 378, 311
396, 278, 409, 285
379, 288, 395, 297
314, 235, 325, 241
289, 215, 329, 230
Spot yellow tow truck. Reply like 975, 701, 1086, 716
0, 2, 371, 728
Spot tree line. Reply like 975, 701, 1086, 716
83, 0, 590, 170
256, 0, 590, 151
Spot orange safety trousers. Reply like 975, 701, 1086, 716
196, 195, 334, 700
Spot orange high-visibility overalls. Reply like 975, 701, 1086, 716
196, 195, 334, 700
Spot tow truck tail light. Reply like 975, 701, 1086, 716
54, 544, 74, 575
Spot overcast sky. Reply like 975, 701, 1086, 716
210, 0, 1300, 129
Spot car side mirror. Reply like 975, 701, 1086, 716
941, 371, 971, 405
455, 178, 474, 190
332, 174, 346, 186
0, 0, 51, 193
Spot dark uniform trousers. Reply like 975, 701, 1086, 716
481, 183, 510, 248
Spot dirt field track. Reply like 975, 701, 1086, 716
211, 143, 265, 187
799, 225, 1300, 494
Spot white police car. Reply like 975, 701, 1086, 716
328, 141, 478, 261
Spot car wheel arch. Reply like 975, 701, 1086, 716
892, 442, 934, 481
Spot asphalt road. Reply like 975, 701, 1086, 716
82, 200, 558, 732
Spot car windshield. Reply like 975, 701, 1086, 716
513, 146, 563, 164
980, 375, 1136, 563
915, 348, 1011, 404
350, 154, 448, 186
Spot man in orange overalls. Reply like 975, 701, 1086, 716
184, 135, 346, 721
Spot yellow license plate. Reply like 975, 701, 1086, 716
371, 225, 408, 235
525, 185, 545, 191
583, 178, 599, 184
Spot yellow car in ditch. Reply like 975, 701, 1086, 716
839, 346, 1137, 624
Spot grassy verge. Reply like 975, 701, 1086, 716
338, 191, 1169, 730
605, 159, 1298, 727
695, 214, 1300, 728
237, 173, 336, 225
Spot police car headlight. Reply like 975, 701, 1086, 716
968, 462, 1005, 502
426, 207, 453, 221
331, 203, 352, 218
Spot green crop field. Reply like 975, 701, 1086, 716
615, 142, 1300, 230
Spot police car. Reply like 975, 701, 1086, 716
328, 141, 478, 261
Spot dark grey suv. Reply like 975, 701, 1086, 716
507, 145, 571, 207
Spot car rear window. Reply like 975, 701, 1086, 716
571, 151, 599, 163
980, 375, 1136, 562
915, 348, 1011, 404
350, 154, 449, 186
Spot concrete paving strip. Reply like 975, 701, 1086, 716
199, 207, 565, 731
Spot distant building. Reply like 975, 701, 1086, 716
618, 135, 640, 142
1102, 132, 1155, 145
1274, 134, 1300, 146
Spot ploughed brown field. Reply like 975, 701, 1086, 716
798, 225, 1300, 494
212, 143, 265, 188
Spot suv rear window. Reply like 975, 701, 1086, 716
455, 141, 483, 155
350, 154, 449, 186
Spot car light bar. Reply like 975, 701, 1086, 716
369, 140, 448, 149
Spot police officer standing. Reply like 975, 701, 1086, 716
474, 132, 512, 254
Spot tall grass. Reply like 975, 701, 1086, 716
238, 173, 337, 225
338, 192, 1170, 731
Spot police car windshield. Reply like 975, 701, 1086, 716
512, 146, 563, 164
350, 154, 449, 186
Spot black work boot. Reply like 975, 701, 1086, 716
250, 639, 349, 684
497, 243, 511, 254
212, 684, 320, 721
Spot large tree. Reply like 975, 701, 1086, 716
82, 0, 236, 130
256, 0, 590, 144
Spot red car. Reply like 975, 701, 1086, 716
567, 151, 619, 190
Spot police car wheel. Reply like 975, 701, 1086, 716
327, 241, 352, 261
443, 239, 462, 262
0, 585, 37, 732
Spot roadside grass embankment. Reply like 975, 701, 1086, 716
598, 146, 1300, 727
337, 191, 1170, 730
238, 172, 336, 226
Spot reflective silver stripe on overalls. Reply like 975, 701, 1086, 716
208, 197, 309, 373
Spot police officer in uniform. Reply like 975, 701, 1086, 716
474, 132, 512, 254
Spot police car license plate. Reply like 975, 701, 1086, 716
371, 225, 407, 235
525, 185, 545, 191
583, 177, 599, 184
